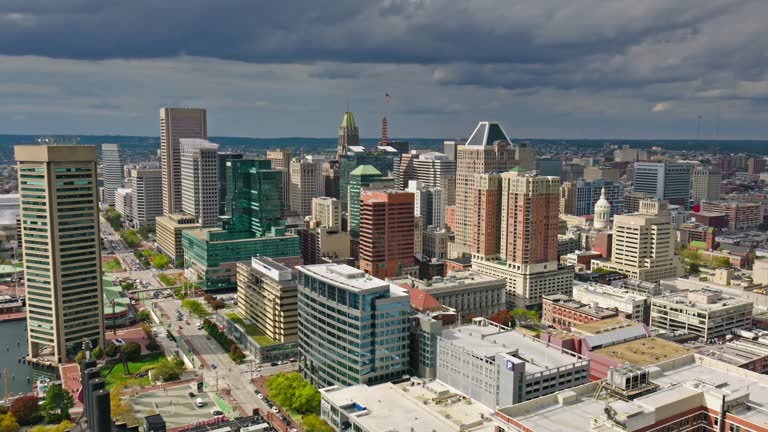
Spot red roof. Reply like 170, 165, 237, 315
408, 287, 442, 312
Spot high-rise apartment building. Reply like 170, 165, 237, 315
451, 121, 516, 258
747, 157, 767, 175
633, 161, 692, 206
701, 201, 764, 231
289, 155, 326, 217
592, 199, 684, 282
337, 112, 359, 160
472, 173, 503, 258
311, 197, 341, 231
322, 160, 340, 199
16, 145, 104, 359
613, 146, 647, 162
217, 152, 243, 216
392, 150, 427, 190
443, 140, 463, 161
358, 190, 415, 279
180, 139, 219, 228
297, 263, 410, 388
101, 143, 123, 207
691, 165, 721, 203
560, 179, 624, 216
407, 180, 444, 229
130, 168, 163, 228
160, 107, 207, 215
472, 169, 574, 309
413, 152, 456, 205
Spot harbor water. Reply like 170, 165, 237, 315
0, 319, 57, 398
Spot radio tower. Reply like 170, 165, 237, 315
381, 93, 390, 147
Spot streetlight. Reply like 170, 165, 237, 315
110, 299, 117, 335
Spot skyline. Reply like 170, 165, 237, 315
0, 1, 767, 139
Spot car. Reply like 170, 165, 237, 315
205, 335, 211, 340
271, 406, 279, 414
188, 391, 196, 397
185, 320, 190, 325
211, 363, 217, 369
112, 338, 125, 346
196, 397, 205, 407
270, 362, 278, 367
289, 357, 297, 363
178, 325, 182, 330
210, 409, 223, 416
254, 389, 260, 394
257, 393, 263, 399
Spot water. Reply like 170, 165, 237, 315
0, 319, 56, 398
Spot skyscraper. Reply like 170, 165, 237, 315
180, 139, 220, 228
358, 190, 415, 279
691, 165, 722, 203
413, 152, 456, 205
130, 168, 163, 228
311, 197, 342, 231
217, 152, 243, 216
160, 107, 207, 215
289, 155, 326, 217
267, 149, 294, 216
337, 111, 359, 160
451, 121, 516, 258
346, 165, 393, 238
472, 169, 573, 309
407, 180, 444, 229
101, 143, 123, 207
16, 145, 104, 359
633, 161, 692, 207
560, 179, 624, 216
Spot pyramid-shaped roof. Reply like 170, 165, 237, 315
465, 121, 511, 147
349, 164, 382, 176
341, 111, 357, 129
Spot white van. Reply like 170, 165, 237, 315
196, 397, 204, 407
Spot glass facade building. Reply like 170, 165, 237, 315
297, 264, 410, 388
338, 151, 396, 211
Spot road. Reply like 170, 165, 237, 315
151, 298, 297, 417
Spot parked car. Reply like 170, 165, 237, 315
270, 362, 278, 367
211, 409, 223, 416
211, 363, 217, 369
188, 391, 196, 398
196, 398, 205, 407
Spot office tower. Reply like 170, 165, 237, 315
560, 179, 624, 216
183, 159, 300, 290
392, 150, 427, 189
515, 144, 536, 171
584, 166, 620, 182
535, 157, 563, 177
101, 143, 122, 207
16, 145, 104, 359
624, 190, 657, 214
414, 215, 423, 255
633, 161, 692, 206
217, 152, 243, 215
452, 121, 516, 258
156, 213, 200, 262
160, 107, 207, 215
312, 197, 341, 231
289, 155, 326, 217
339, 150, 396, 211
593, 199, 684, 282
413, 152, 456, 205
593, 188, 612, 229
180, 139, 219, 228
561, 163, 585, 182
322, 160, 340, 199
297, 263, 410, 388
114, 188, 132, 220
359, 190, 415, 278
747, 157, 767, 175
691, 165, 721, 203
346, 165, 393, 238
407, 180, 444, 229
337, 111, 359, 160
472, 169, 573, 309
130, 168, 163, 228
237, 256, 298, 344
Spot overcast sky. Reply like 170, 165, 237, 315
1, 0, 767, 139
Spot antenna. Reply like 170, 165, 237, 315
381, 93, 390, 147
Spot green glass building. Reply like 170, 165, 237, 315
183, 159, 300, 291
338, 150, 396, 211
346, 165, 393, 238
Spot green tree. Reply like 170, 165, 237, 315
136, 310, 151, 322
488, 310, 514, 327
40, 384, 74, 423
145, 339, 161, 353
302, 414, 334, 432
152, 356, 185, 382
10, 395, 41, 425
137, 225, 154, 241
151, 254, 170, 269
28, 420, 73, 432
120, 342, 142, 361
688, 262, 701, 274
105, 343, 118, 358
265, 372, 320, 415
103, 208, 122, 231
120, 230, 142, 248
91, 346, 104, 360
74, 350, 86, 364
0, 412, 20, 432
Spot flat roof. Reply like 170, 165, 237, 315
573, 317, 639, 335
298, 263, 408, 296
653, 290, 752, 311
591, 337, 692, 367
322, 380, 495, 432
698, 339, 768, 366
388, 271, 504, 291
441, 323, 583, 374
496, 354, 768, 432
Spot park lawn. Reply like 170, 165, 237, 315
101, 352, 165, 388
103, 258, 123, 272
158, 273, 176, 286
226, 313, 276, 346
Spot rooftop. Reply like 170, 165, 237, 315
465, 121, 511, 147
349, 164, 383, 176
388, 271, 505, 292
321, 380, 496, 432
440, 321, 584, 374
496, 354, 768, 432
652, 290, 752, 311
298, 263, 408, 296
591, 337, 692, 367
573, 316, 643, 336
698, 338, 768, 366
543, 294, 618, 320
